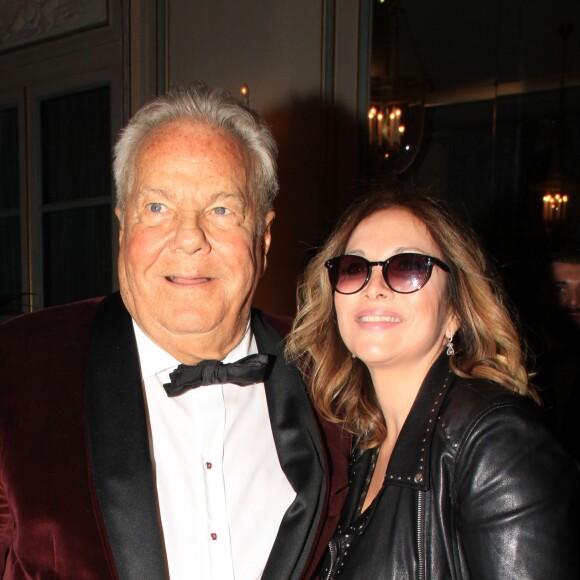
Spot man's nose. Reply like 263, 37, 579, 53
561, 284, 580, 308
567, 286, 580, 307
170, 214, 211, 254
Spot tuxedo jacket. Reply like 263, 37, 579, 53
0, 293, 349, 579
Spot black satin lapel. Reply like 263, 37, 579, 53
252, 310, 326, 580
86, 293, 167, 580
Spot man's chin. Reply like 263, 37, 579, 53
158, 310, 222, 334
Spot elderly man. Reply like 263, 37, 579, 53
0, 83, 349, 579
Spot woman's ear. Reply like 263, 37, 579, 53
445, 312, 461, 340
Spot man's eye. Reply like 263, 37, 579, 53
148, 203, 163, 213
213, 206, 232, 216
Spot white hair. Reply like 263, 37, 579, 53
113, 81, 279, 230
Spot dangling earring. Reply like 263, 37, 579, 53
351, 352, 357, 359
446, 335, 455, 357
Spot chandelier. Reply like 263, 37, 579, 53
368, 0, 426, 177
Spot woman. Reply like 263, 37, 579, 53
287, 190, 578, 579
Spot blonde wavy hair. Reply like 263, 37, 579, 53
286, 189, 539, 448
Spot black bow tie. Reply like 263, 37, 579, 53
163, 353, 272, 397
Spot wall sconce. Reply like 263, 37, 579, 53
542, 193, 569, 224
240, 84, 250, 107
535, 24, 578, 237
368, 100, 424, 176
533, 173, 578, 238
368, 105, 405, 150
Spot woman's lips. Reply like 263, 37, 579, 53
357, 314, 402, 323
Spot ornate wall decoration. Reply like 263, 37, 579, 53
0, 0, 107, 51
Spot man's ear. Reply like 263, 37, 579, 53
260, 211, 275, 273
115, 206, 124, 244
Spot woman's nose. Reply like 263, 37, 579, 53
363, 265, 393, 299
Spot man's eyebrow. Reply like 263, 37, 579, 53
207, 191, 248, 209
137, 187, 172, 201
208, 191, 245, 202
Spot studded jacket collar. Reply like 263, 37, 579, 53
380, 354, 453, 489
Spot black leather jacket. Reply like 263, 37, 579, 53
321, 355, 579, 579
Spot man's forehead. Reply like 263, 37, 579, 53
551, 261, 580, 282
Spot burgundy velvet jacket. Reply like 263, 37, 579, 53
0, 293, 350, 579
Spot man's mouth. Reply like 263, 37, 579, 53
165, 276, 212, 285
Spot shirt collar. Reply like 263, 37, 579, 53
132, 319, 254, 380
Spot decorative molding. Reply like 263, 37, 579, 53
424, 74, 580, 108
0, 0, 107, 52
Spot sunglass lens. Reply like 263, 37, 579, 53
386, 254, 429, 292
334, 255, 369, 293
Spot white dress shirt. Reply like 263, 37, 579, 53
133, 321, 296, 579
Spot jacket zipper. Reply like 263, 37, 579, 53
417, 490, 425, 580
324, 540, 337, 580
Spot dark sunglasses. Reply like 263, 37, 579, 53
325, 252, 450, 295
